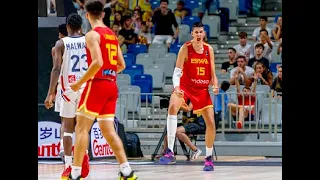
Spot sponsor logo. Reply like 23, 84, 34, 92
190, 58, 209, 64
90, 122, 114, 158
191, 79, 210, 84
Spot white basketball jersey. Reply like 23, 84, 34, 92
60, 36, 88, 91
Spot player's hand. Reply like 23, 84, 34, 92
70, 82, 81, 92
174, 86, 184, 98
44, 93, 55, 109
212, 87, 219, 95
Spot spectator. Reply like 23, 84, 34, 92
277, 38, 282, 55
252, 16, 272, 42
214, 81, 230, 129
137, 22, 152, 46
251, 29, 274, 61
132, 3, 152, 22
115, 0, 129, 13
174, 0, 189, 20
230, 56, 254, 86
72, 0, 91, 34
132, 9, 143, 34
251, 61, 273, 87
119, 15, 137, 47
150, 0, 179, 48
221, 47, 237, 73
272, 15, 282, 41
111, 24, 125, 47
271, 65, 283, 97
248, 43, 270, 70
162, 101, 205, 161
233, 32, 251, 61
198, 0, 220, 21
228, 73, 258, 129
113, 10, 123, 28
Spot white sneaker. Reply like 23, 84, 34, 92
191, 149, 202, 161
59, 150, 65, 163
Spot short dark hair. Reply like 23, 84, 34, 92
238, 31, 247, 38
58, 24, 68, 36
236, 55, 246, 61
192, 22, 204, 29
259, 29, 268, 35
228, 47, 236, 53
85, 0, 104, 17
220, 81, 230, 92
160, 0, 168, 4
255, 43, 265, 50
67, 13, 82, 31
259, 16, 268, 21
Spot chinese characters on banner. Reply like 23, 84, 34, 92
38, 121, 63, 158
90, 121, 114, 158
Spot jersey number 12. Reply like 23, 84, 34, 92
106, 44, 118, 66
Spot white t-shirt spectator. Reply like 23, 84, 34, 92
252, 27, 272, 41
230, 66, 255, 79
233, 44, 251, 60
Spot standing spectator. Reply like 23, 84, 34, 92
119, 15, 137, 47
252, 16, 272, 42
251, 29, 274, 61
150, 0, 179, 48
132, 2, 152, 22
233, 32, 251, 61
221, 47, 237, 73
272, 15, 282, 41
271, 65, 282, 97
230, 56, 254, 86
198, 0, 220, 21
248, 43, 270, 70
251, 61, 273, 87
72, 0, 91, 34
132, 9, 143, 34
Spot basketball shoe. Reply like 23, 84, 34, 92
190, 148, 202, 161
61, 152, 90, 180
118, 171, 138, 180
159, 148, 176, 164
203, 155, 214, 171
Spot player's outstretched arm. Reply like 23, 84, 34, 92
77, 31, 103, 86
116, 44, 126, 73
209, 46, 219, 93
172, 44, 187, 89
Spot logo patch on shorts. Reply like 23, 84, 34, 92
68, 75, 76, 83
102, 69, 116, 77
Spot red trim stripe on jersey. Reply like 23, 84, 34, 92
60, 89, 71, 102
60, 76, 66, 91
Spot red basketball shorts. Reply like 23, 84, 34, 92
180, 85, 213, 114
77, 79, 118, 120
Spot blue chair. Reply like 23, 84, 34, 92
122, 64, 144, 84
151, 1, 160, 10
185, 0, 199, 11
269, 63, 282, 73
169, 43, 183, 55
181, 16, 200, 30
123, 53, 135, 66
127, 44, 148, 57
132, 78, 153, 103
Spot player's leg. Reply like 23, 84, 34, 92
97, 83, 138, 180
159, 91, 185, 164
176, 124, 203, 160
55, 88, 65, 161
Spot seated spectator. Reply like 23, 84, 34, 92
132, 9, 143, 34
132, 2, 152, 22
230, 56, 254, 86
137, 21, 152, 46
252, 16, 272, 42
119, 15, 137, 47
228, 73, 258, 129
221, 47, 237, 73
162, 101, 205, 161
251, 29, 274, 61
233, 32, 251, 61
248, 43, 270, 70
174, 0, 189, 20
113, 10, 123, 28
272, 15, 282, 41
150, 0, 179, 48
251, 61, 273, 87
111, 23, 125, 47
214, 81, 230, 129
271, 65, 282, 97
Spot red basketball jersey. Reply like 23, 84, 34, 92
180, 42, 212, 89
86, 27, 119, 81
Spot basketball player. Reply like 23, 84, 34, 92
69, 0, 138, 179
44, 13, 90, 179
159, 22, 219, 171
50, 23, 68, 161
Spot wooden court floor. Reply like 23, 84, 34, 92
38, 160, 282, 180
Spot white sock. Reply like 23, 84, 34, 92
60, 139, 64, 151
65, 155, 73, 168
206, 147, 213, 157
71, 166, 82, 178
167, 114, 177, 152
119, 162, 132, 176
